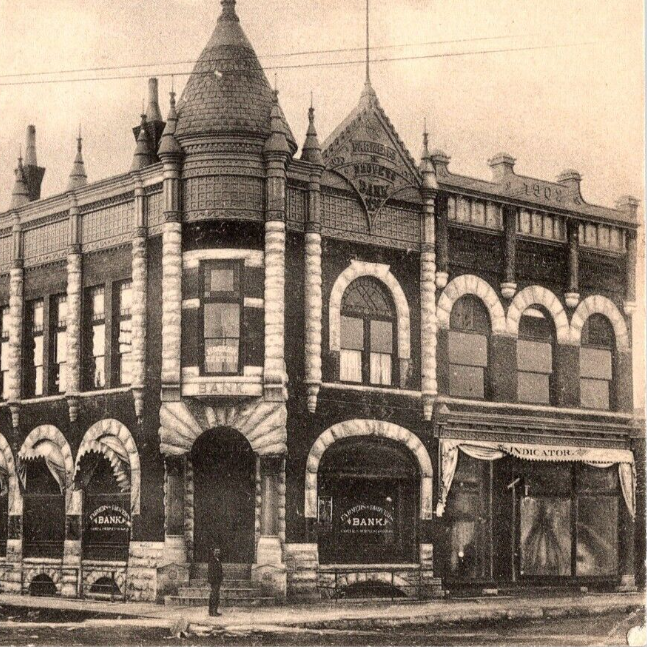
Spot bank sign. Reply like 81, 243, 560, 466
87, 504, 131, 534
326, 113, 417, 220
340, 504, 394, 535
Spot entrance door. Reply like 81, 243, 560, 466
192, 428, 255, 563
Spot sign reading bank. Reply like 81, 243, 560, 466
327, 114, 417, 220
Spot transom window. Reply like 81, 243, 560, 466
340, 276, 395, 386
448, 295, 489, 399
580, 314, 614, 410
202, 261, 242, 375
517, 307, 554, 405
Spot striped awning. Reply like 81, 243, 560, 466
18, 440, 68, 493
74, 438, 130, 493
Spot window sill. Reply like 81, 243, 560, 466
79, 386, 133, 398
321, 382, 421, 398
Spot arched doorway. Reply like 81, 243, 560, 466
79, 453, 131, 561
192, 428, 255, 563
317, 438, 419, 564
22, 458, 65, 558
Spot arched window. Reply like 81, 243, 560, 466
340, 277, 396, 386
580, 314, 614, 410
517, 307, 554, 405
448, 296, 490, 399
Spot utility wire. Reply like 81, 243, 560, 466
0, 34, 533, 80
0, 41, 599, 88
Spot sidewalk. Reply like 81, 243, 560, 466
0, 591, 644, 632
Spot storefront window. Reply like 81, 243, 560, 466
317, 439, 417, 564
443, 453, 489, 579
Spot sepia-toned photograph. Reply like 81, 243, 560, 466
0, 0, 644, 645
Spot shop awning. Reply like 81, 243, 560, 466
18, 440, 68, 494
436, 439, 635, 519
73, 438, 130, 493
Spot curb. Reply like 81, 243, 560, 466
293, 602, 646, 631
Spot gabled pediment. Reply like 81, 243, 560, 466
322, 84, 421, 224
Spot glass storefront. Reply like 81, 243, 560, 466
317, 439, 418, 564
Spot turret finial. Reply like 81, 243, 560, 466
219, 0, 239, 22
10, 154, 30, 209
301, 100, 323, 166
131, 113, 155, 171
67, 129, 88, 191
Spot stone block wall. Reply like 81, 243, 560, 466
285, 543, 320, 601
127, 541, 164, 601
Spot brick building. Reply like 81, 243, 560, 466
0, 0, 642, 603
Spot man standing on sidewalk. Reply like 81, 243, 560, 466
208, 547, 223, 617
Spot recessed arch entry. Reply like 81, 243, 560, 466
305, 420, 433, 565
191, 427, 256, 564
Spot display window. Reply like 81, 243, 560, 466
317, 439, 418, 564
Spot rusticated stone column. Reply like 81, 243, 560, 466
565, 219, 580, 308
625, 231, 637, 315
304, 168, 323, 412
66, 197, 82, 422
420, 140, 438, 420
7, 214, 23, 429
131, 183, 147, 421
501, 205, 517, 299
435, 195, 449, 289
160, 155, 182, 400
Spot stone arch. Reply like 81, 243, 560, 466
324, 571, 415, 598
436, 274, 506, 334
19, 425, 74, 513
0, 433, 19, 515
329, 260, 410, 359
24, 568, 61, 594
83, 568, 127, 595
570, 295, 629, 350
506, 285, 570, 343
159, 400, 287, 457
74, 419, 141, 515
304, 419, 432, 520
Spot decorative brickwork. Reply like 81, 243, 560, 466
579, 221, 626, 252
437, 274, 507, 334
570, 294, 629, 350
321, 191, 368, 234
448, 195, 503, 230
0, 235, 12, 272
506, 285, 570, 343
372, 203, 421, 243
287, 188, 307, 225
304, 419, 432, 520
184, 176, 264, 216
517, 209, 566, 241
329, 260, 411, 364
81, 200, 134, 244
23, 218, 68, 266
146, 191, 164, 230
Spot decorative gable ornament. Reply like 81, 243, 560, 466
322, 90, 420, 227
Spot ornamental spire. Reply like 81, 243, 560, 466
10, 154, 30, 209
131, 114, 155, 171
67, 128, 88, 191
219, 0, 239, 22
158, 90, 183, 157
301, 99, 323, 166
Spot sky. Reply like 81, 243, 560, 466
0, 0, 644, 405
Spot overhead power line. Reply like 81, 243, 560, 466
0, 40, 599, 88
0, 34, 533, 80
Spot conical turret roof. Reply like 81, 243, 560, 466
10, 157, 30, 209
175, 0, 295, 150
67, 134, 88, 191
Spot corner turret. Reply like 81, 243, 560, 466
67, 131, 88, 191
131, 114, 155, 171
300, 102, 323, 166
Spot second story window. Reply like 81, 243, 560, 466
24, 300, 44, 397
115, 281, 132, 385
0, 307, 9, 400
51, 295, 67, 394
517, 307, 554, 405
86, 286, 106, 389
448, 295, 489, 399
339, 277, 395, 386
202, 262, 241, 375
580, 314, 614, 410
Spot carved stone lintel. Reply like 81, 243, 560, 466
66, 395, 79, 423
435, 271, 448, 289
500, 282, 517, 299
564, 292, 580, 308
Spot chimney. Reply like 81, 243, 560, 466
22, 125, 46, 201
557, 169, 582, 196
615, 195, 640, 220
488, 152, 516, 182
430, 149, 451, 176
133, 78, 166, 158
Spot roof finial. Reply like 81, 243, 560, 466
365, 0, 371, 85
68, 128, 88, 191
219, 0, 239, 22
301, 100, 323, 166
10, 152, 30, 209
310, 91, 314, 110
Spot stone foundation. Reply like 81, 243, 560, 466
285, 543, 320, 601
81, 560, 128, 598
126, 541, 165, 601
